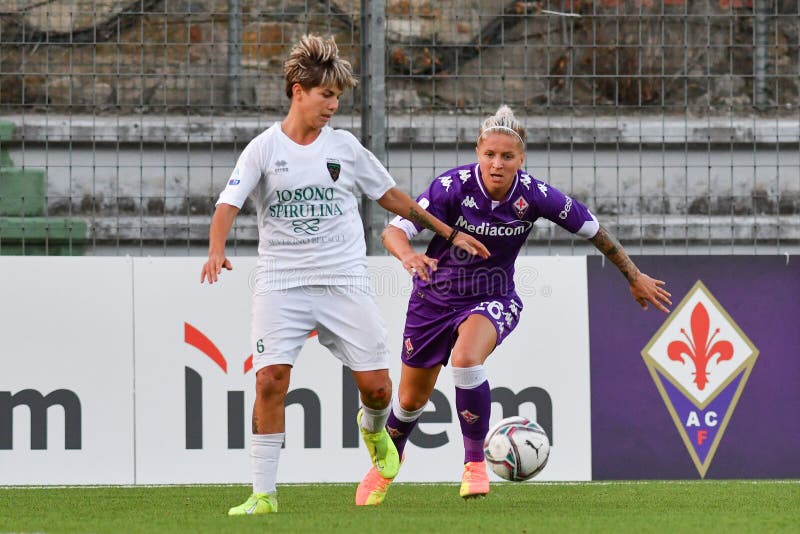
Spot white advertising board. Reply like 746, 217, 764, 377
0, 257, 135, 484
0, 256, 591, 484
133, 256, 591, 483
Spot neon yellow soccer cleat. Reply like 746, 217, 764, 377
459, 461, 490, 499
357, 408, 400, 479
228, 493, 278, 515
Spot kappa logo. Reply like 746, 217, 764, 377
458, 169, 471, 184
462, 195, 478, 209
471, 299, 519, 344
537, 182, 548, 197
326, 158, 341, 182
641, 281, 758, 478
439, 176, 453, 191
520, 173, 532, 190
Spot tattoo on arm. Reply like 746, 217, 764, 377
590, 226, 639, 283
407, 207, 437, 232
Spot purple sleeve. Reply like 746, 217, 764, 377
533, 179, 599, 238
406, 174, 453, 232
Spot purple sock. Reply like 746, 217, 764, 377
385, 409, 419, 458
455, 380, 491, 463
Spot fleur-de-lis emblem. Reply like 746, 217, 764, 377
642, 280, 759, 478
666, 302, 734, 391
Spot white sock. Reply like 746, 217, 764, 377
359, 402, 391, 433
452, 365, 487, 389
393, 395, 426, 422
252, 433, 283, 495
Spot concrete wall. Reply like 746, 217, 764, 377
3, 114, 799, 253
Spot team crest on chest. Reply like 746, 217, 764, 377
513, 196, 529, 219
326, 158, 341, 182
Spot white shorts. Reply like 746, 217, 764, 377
250, 285, 390, 373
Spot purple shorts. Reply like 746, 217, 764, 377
401, 292, 523, 368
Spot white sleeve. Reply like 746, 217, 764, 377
216, 137, 267, 208
349, 135, 396, 200
576, 209, 600, 238
388, 215, 421, 239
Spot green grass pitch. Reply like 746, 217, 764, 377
1, 481, 798, 533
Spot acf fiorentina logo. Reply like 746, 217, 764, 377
512, 196, 529, 219
641, 281, 758, 478
404, 337, 414, 355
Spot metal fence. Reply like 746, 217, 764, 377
0, 0, 798, 256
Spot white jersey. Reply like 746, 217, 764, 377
217, 123, 395, 290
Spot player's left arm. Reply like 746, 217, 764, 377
533, 178, 670, 313
376, 187, 490, 259
589, 226, 672, 313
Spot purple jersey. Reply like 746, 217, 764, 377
405, 163, 598, 307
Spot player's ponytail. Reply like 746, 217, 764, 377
477, 105, 526, 149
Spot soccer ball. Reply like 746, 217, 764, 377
483, 416, 550, 481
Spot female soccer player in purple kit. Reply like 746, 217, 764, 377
356, 106, 672, 505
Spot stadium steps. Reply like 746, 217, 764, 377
0, 121, 87, 255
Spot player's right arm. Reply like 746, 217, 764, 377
381, 224, 438, 282
201, 132, 268, 284
201, 203, 239, 283
376, 187, 489, 261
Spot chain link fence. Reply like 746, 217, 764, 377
1, 0, 798, 255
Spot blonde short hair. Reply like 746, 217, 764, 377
284, 34, 358, 99
477, 105, 526, 149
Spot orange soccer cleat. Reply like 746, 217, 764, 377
459, 461, 490, 499
355, 465, 396, 506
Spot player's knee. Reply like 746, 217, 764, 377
361, 380, 392, 407
450, 349, 482, 368
397, 390, 428, 412
255, 365, 290, 400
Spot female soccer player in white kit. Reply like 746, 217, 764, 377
200, 34, 489, 515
